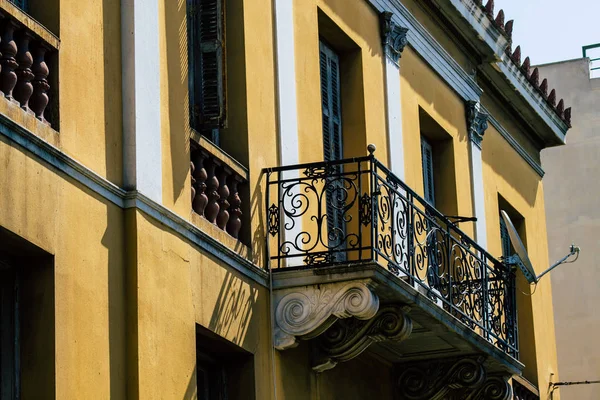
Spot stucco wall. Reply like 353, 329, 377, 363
539, 58, 600, 400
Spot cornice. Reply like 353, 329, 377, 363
369, 0, 483, 101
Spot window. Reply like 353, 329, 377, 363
8, 0, 27, 11
188, 0, 227, 145
0, 262, 19, 400
500, 215, 512, 259
320, 41, 343, 164
319, 40, 346, 250
421, 137, 435, 207
196, 325, 254, 400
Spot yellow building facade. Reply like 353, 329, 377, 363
0, 0, 571, 399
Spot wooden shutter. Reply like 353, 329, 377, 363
8, 0, 27, 10
500, 216, 512, 258
319, 42, 342, 162
188, 0, 227, 136
421, 137, 435, 206
320, 42, 345, 254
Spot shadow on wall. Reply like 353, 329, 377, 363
250, 171, 266, 268
165, 0, 192, 206
208, 271, 259, 347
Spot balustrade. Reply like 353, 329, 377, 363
513, 377, 539, 400
0, 5, 58, 125
190, 139, 248, 240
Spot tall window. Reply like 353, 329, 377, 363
8, 0, 27, 11
0, 262, 19, 399
420, 137, 435, 207
500, 215, 512, 259
319, 41, 345, 250
319, 41, 343, 164
188, 0, 227, 145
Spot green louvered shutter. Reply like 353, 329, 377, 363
421, 137, 435, 206
500, 215, 512, 258
319, 42, 344, 253
8, 0, 27, 11
188, 0, 226, 144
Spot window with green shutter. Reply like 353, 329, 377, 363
500, 213, 512, 258
319, 41, 343, 163
188, 0, 227, 145
319, 41, 345, 251
421, 137, 435, 206
8, 0, 27, 11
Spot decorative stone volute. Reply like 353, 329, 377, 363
379, 11, 409, 66
273, 281, 379, 350
312, 304, 412, 372
466, 100, 489, 148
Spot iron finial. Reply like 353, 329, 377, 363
367, 144, 376, 155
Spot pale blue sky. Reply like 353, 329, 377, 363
497, 0, 600, 65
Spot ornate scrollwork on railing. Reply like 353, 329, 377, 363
265, 153, 518, 357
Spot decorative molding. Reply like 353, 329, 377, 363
482, 106, 545, 177
466, 100, 489, 148
379, 11, 409, 66
0, 113, 269, 287
273, 282, 379, 350
396, 356, 487, 399
368, 0, 483, 101
312, 304, 412, 372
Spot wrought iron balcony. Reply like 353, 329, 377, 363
265, 149, 518, 358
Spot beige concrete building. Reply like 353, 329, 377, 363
539, 54, 600, 399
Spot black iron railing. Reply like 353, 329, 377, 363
264, 153, 518, 357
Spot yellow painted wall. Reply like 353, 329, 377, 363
400, 46, 475, 238
0, 0, 562, 398
482, 95, 560, 395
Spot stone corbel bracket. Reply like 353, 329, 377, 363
312, 304, 413, 372
395, 356, 513, 400
273, 281, 380, 351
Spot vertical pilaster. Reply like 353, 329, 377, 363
466, 100, 489, 248
380, 12, 408, 180
273, 0, 301, 266
121, 0, 162, 203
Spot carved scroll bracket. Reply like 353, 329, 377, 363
380, 11, 409, 66
395, 356, 513, 400
273, 281, 380, 351
312, 304, 413, 372
466, 100, 489, 148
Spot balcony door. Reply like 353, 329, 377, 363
319, 41, 345, 255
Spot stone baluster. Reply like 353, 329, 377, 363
227, 175, 243, 239
216, 165, 231, 230
14, 31, 34, 110
204, 157, 220, 223
0, 20, 19, 100
190, 161, 196, 203
192, 150, 208, 215
29, 42, 50, 123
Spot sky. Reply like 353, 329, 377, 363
496, 0, 600, 65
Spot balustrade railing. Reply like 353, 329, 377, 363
265, 150, 518, 357
0, 3, 58, 126
190, 136, 247, 241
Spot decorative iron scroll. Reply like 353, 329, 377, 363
265, 155, 518, 357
